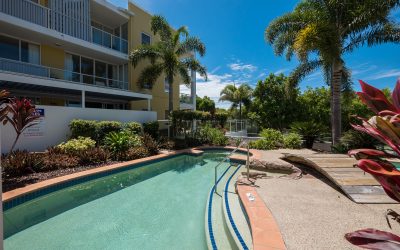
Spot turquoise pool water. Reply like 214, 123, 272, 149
4, 151, 232, 250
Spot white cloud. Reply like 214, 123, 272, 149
180, 72, 239, 109
228, 63, 258, 72
366, 69, 400, 80
274, 68, 288, 75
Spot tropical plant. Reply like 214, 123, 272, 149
332, 129, 379, 154
4, 98, 41, 152
95, 121, 122, 143
141, 134, 160, 156
58, 137, 96, 154
219, 83, 252, 119
77, 147, 110, 165
130, 15, 207, 112
266, 0, 400, 145
347, 79, 400, 248
104, 131, 141, 159
0, 89, 10, 122
2, 150, 43, 177
291, 121, 326, 149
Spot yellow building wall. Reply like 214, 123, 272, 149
128, 2, 180, 120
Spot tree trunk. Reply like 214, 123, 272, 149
239, 102, 242, 120
10, 133, 21, 153
168, 75, 174, 114
331, 61, 342, 146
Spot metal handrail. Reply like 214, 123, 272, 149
214, 140, 249, 195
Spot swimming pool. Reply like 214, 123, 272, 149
4, 150, 234, 250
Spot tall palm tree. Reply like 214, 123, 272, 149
265, 0, 400, 145
219, 84, 252, 119
130, 15, 207, 113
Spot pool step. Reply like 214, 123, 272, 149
223, 166, 253, 249
206, 165, 239, 250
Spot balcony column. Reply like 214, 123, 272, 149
147, 99, 151, 111
81, 90, 86, 108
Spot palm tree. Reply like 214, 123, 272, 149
219, 84, 252, 119
265, 0, 400, 145
130, 15, 207, 113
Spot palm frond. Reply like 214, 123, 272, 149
219, 85, 237, 102
151, 15, 172, 41
288, 59, 323, 89
181, 58, 207, 80
129, 46, 161, 67
137, 63, 164, 89
176, 37, 206, 57
177, 64, 192, 87
173, 26, 189, 46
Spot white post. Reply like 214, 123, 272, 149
147, 99, 151, 111
81, 90, 85, 108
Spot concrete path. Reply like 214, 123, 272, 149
282, 153, 396, 204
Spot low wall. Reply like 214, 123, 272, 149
1, 105, 157, 153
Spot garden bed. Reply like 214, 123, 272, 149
2, 161, 122, 192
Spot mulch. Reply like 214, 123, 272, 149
2, 161, 120, 192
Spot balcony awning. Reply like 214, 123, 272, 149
0, 72, 152, 101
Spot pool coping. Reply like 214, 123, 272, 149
2, 146, 260, 202
237, 184, 286, 250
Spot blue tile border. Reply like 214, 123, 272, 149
207, 164, 233, 250
224, 165, 249, 250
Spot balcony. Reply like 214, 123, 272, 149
0, 0, 128, 54
0, 58, 129, 90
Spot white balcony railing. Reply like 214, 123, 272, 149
0, 0, 49, 27
0, 0, 128, 54
0, 58, 129, 90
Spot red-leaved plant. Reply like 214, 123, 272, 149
346, 79, 400, 248
3, 98, 41, 152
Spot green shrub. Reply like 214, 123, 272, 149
124, 122, 142, 135
291, 121, 326, 148
104, 131, 141, 157
249, 139, 273, 150
96, 121, 122, 142
143, 121, 159, 139
58, 137, 96, 154
198, 124, 228, 146
78, 147, 110, 165
283, 132, 302, 149
259, 128, 284, 149
2, 150, 44, 177
69, 119, 97, 139
333, 129, 380, 153
141, 134, 160, 155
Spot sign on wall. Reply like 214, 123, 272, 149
23, 108, 45, 138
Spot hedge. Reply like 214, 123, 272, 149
69, 119, 142, 142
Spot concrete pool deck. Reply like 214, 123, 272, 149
249, 149, 400, 249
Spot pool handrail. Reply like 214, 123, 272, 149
213, 140, 249, 195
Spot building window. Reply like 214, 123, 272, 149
141, 33, 151, 45
66, 100, 81, 107
0, 35, 40, 64
164, 77, 170, 92
81, 57, 94, 84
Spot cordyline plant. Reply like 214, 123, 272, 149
346, 79, 400, 249
4, 97, 41, 152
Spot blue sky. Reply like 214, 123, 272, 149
110, 0, 400, 108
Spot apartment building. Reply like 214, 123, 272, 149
0, 0, 196, 152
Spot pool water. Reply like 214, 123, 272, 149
4, 151, 232, 250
